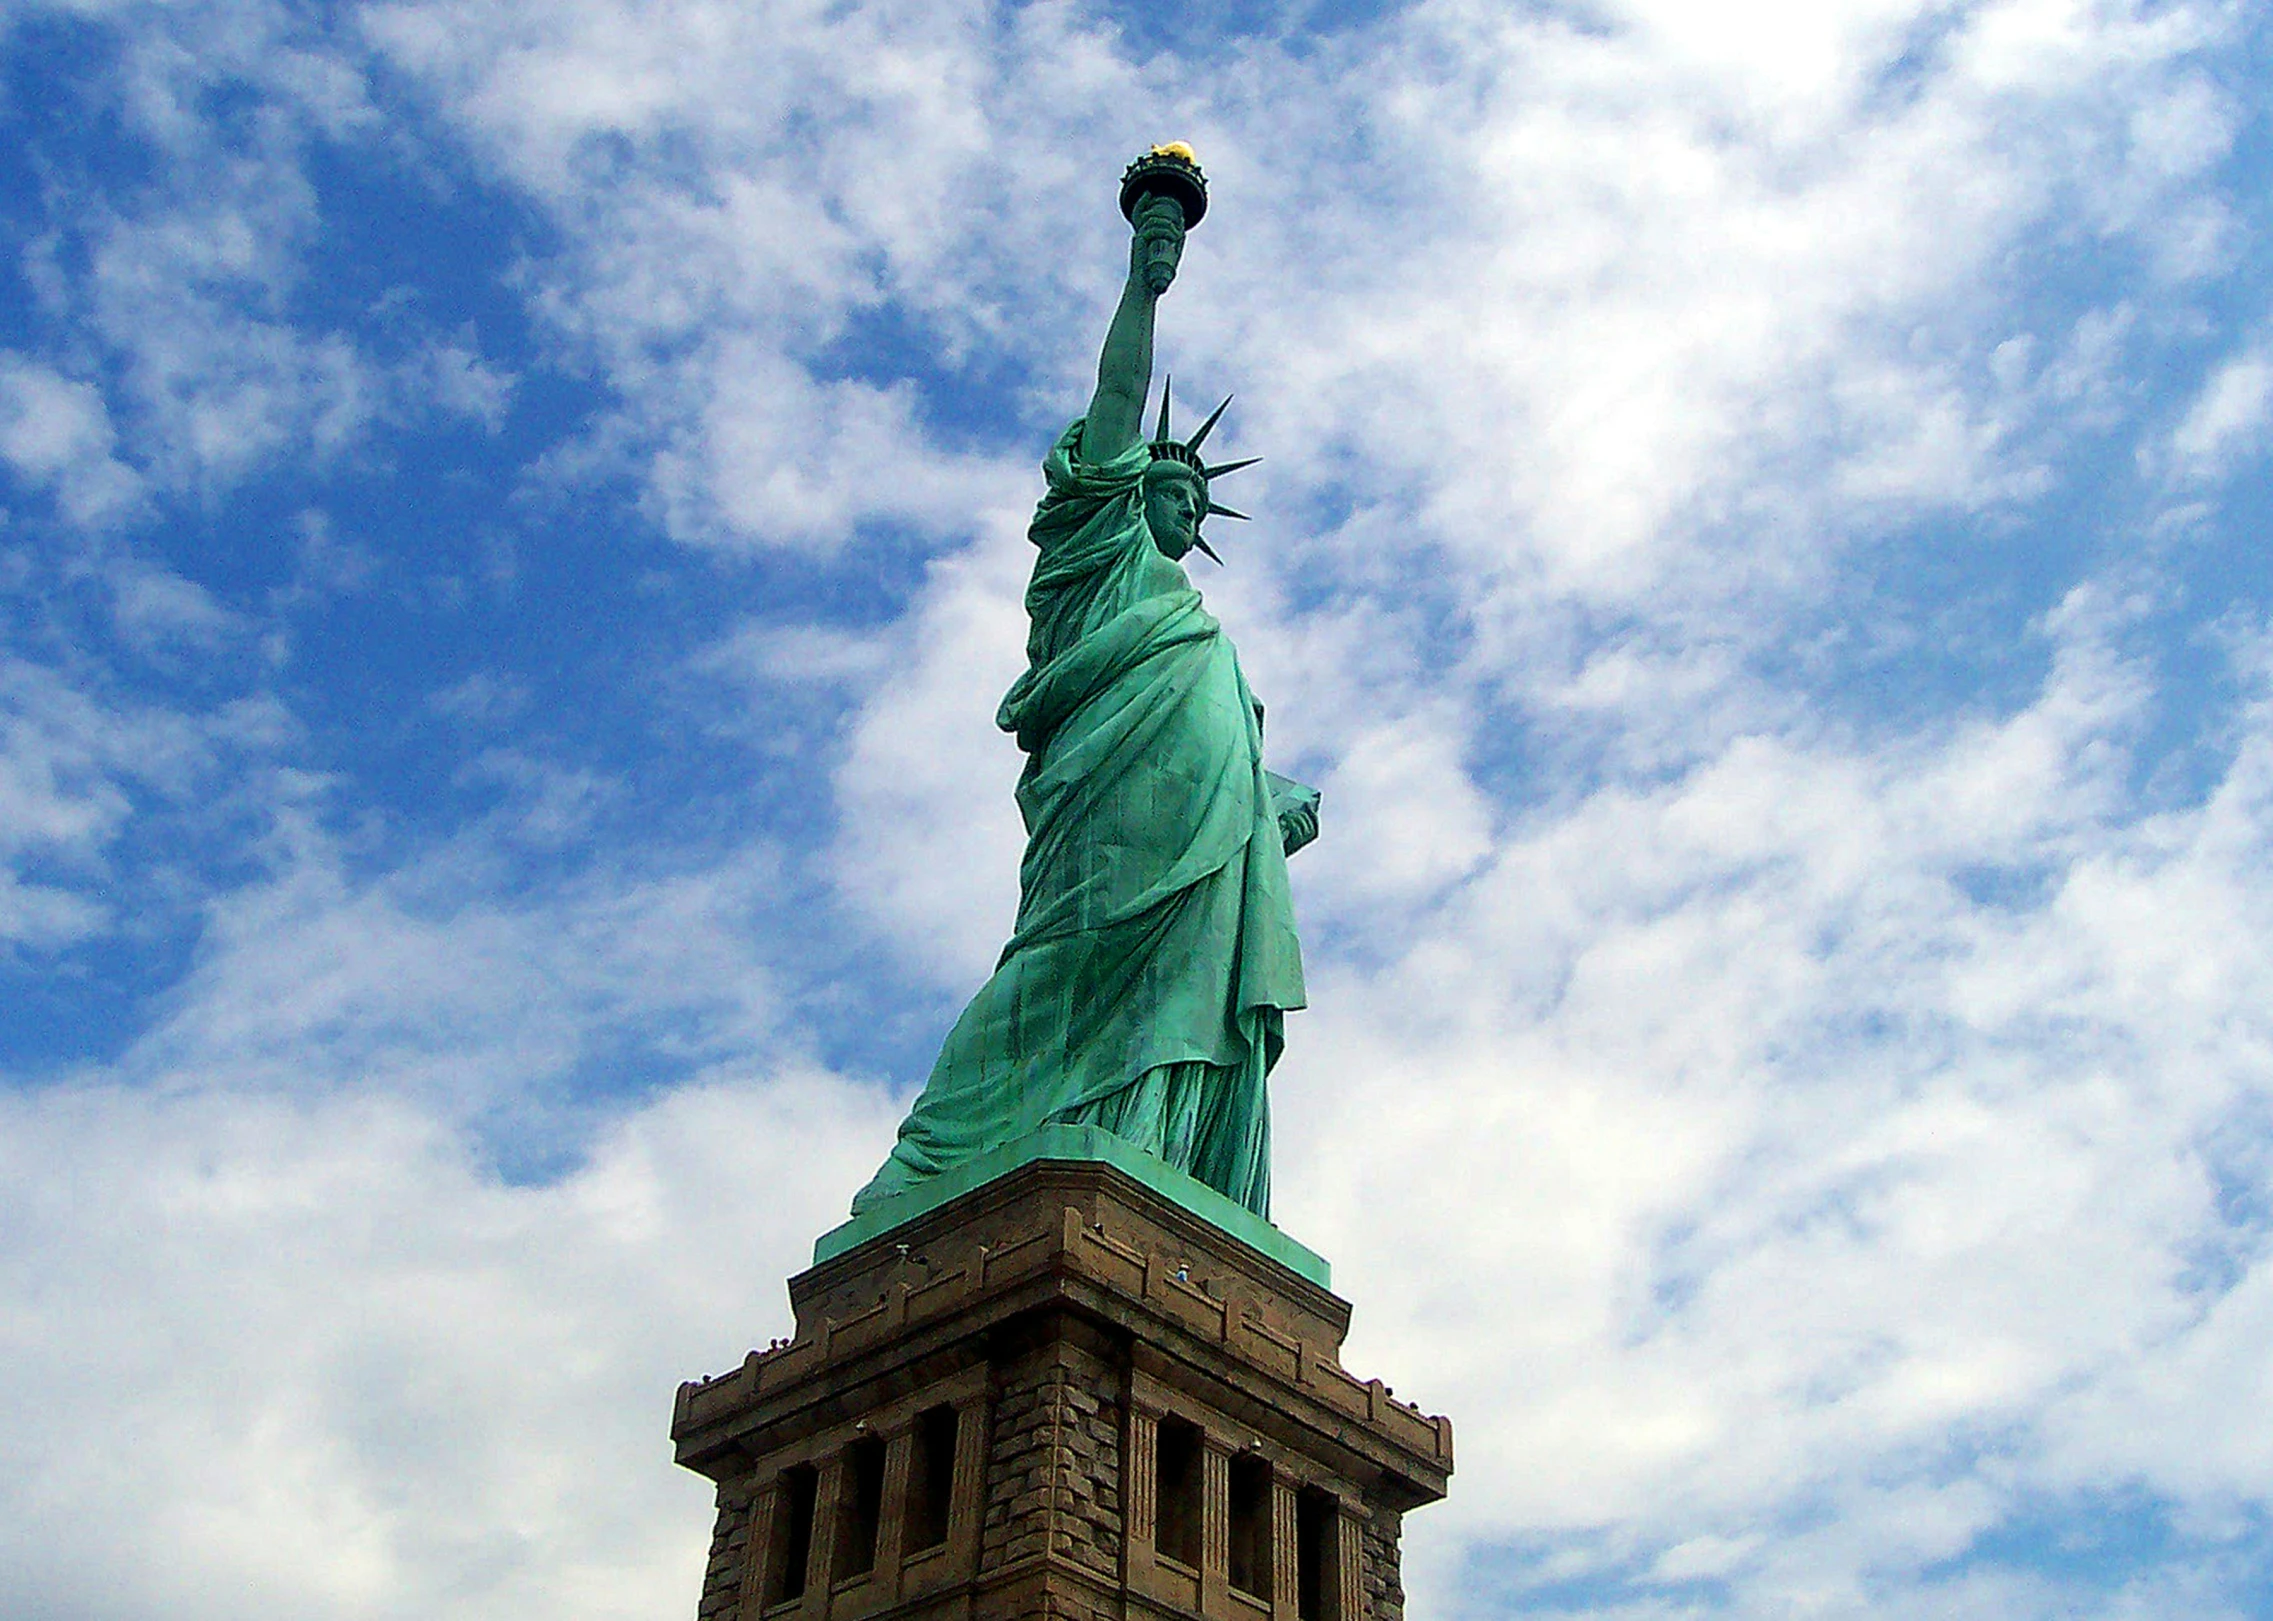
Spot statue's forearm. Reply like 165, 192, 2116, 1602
1080, 274, 1155, 465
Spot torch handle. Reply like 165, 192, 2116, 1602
1140, 194, 1185, 295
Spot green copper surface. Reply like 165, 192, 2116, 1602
818, 1125, 1330, 1291
849, 155, 1317, 1234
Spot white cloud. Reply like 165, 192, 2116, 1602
700, 622, 891, 691
0, 870, 106, 949
84, 174, 382, 488
346, 0, 2231, 601
109, 560, 242, 653
123, 802, 793, 1119
1264, 596, 2273, 1611
646, 342, 1026, 552
0, 667, 913, 1614
0, 654, 254, 950
275, 508, 383, 610
2169, 346, 2273, 480
825, 520, 1035, 984
359, 0, 1112, 556
428, 669, 531, 727
2, 6, 520, 511
413, 334, 518, 430
1311, 714, 1495, 904
0, 1072, 901, 1621
0, 356, 144, 525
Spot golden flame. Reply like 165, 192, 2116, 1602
1149, 141, 1198, 163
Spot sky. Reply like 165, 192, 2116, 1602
2, 0, 2271, 1616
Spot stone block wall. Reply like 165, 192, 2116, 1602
695, 1484, 754, 1621
1361, 1504, 1404, 1621
979, 1336, 1125, 1583
672, 1164, 1449, 1621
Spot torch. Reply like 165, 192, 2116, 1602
1119, 142, 1209, 294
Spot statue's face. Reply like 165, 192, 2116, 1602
1143, 464, 1204, 560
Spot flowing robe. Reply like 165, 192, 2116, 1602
850, 421, 1307, 1219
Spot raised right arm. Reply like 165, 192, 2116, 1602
1079, 193, 1185, 466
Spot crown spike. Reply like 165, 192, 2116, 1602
1154, 377, 1174, 443
1187, 393, 1234, 451
1192, 535, 1225, 565
1205, 502, 1250, 521
1201, 456, 1260, 479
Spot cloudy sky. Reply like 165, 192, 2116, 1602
4, 0, 2271, 1616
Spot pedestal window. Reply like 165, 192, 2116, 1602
766, 1463, 818, 1607
1296, 1486, 1341, 1620
832, 1435, 887, 1583
1155, 1414, 1204, 1570
1227, 1453, 1273, 1601
902, 1403, 958, 1553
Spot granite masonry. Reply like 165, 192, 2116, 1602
672, 1158, 1451, 1620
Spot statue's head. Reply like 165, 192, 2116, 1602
1144, 379, 1257, 567
1143, 461, 1207, 561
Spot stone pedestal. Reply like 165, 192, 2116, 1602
673, 1155, 1452, 1621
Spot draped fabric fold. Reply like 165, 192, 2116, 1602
851, 421, 1306, 1219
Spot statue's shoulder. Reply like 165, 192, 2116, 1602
1045, 417, 1149, 493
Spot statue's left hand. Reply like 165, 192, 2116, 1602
1278, 802, 1319, 857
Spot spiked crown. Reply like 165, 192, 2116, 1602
1145, 378, 1259, 565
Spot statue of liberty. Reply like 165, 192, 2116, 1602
851, 147, 1318, 1223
